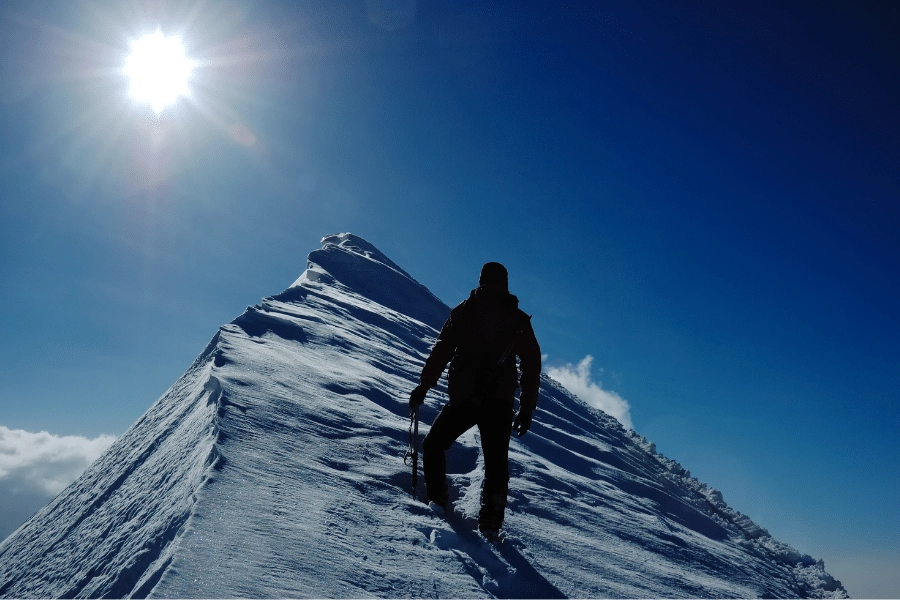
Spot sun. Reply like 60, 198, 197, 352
124, 30, 195, 114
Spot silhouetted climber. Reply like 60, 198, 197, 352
410, 262, 541, 538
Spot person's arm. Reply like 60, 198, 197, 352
420, 314, 457, 388
410, 311, 458, 407
517, 322, 541, 412
513, 321, 541, 436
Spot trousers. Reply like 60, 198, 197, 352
422, 400, 513, 528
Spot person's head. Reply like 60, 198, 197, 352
479, 262, 508, 291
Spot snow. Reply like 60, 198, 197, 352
0, 233, 848, 598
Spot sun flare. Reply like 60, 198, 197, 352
124, 30, 195, 114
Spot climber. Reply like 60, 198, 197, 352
409, 262, 541, 538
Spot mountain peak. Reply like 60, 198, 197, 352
291, 232, 449, 330
0, 234, 848, 599
320, 232, 412, 278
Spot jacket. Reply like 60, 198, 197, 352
419, 285, 541, 412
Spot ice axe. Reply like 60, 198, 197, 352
404, 404, 420, 497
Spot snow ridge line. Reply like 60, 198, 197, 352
129, 355, 228, 599
627, 431, 769, 540
538, 374, 846, 597
626, 432, 846, 597
0, 340, 228, 599
542, 372, 776, 544
301, 235, 450, 331
319, 232, 415, 281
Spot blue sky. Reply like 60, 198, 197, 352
1, 0, 898, 595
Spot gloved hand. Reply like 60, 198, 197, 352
409, 384, 428, 410
512, 409, 533, 437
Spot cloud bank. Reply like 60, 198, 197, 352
546, 356, 633, 430
0, 425, 116, 540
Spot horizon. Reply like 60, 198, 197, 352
0, 1, 898, 596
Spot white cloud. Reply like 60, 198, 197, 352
0, 425, 116, 540
546, 356, 633, 430
0, 426, 116, 495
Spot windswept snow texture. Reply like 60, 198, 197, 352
0, 233, 848, 598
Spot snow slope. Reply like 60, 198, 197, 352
0, 233, 848, 598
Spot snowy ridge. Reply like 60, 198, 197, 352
0, 345, 223, 598
0, 233, 848, 598
625, 429, 845, 597
296, 232, 449, 330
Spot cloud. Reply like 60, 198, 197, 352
546, 356, 633, 430
0, 426, 115, 540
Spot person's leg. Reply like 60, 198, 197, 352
477, 402, 514, 531
422, 403, 477, 504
